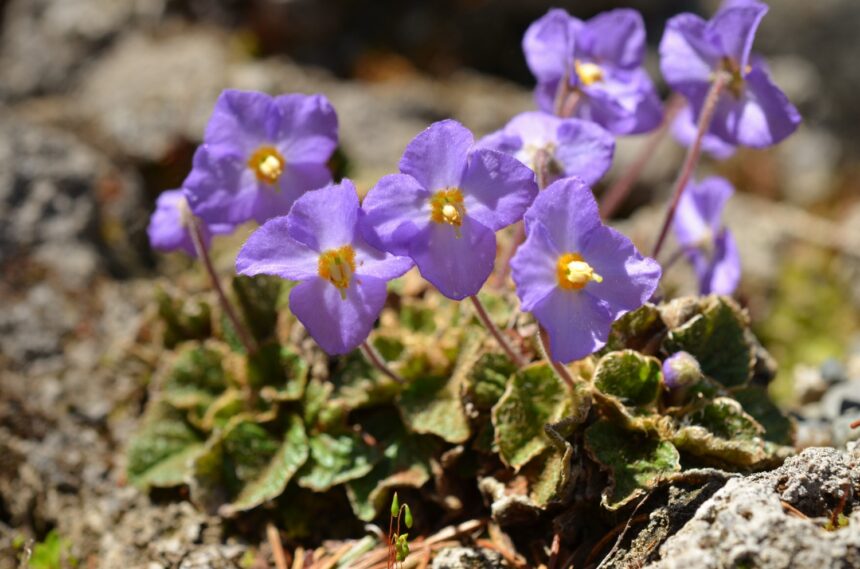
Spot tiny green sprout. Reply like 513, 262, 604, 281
391, 492, 399, 518
395, 534, 410, 562
404, 504, 413, 529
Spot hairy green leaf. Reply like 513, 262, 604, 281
492, 364, 577, 471
663, 296, 754, 388
127, 402, 203, 489
594, 350, 662, 407
585, 419, 681, 510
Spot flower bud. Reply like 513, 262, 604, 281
663, 351, 702, 390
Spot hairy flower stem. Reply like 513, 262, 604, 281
652, 72, 729, 259
186, 214, 258, 356
469, 295, 527, 367
361, 340, 404, 384
600, 94, 684, 219
538, 326, 575, 391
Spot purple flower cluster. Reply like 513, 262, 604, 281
145, 2, 801, 363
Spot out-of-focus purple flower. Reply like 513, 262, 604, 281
184, 90, 338, 226
662, 351, 703, 390
510, 178, 661, 363
660, 1, 801, 148
478, 111, 615, 186
147, 189, 233, 257
671, 104, 736, 160
523, 8, 662, 135
236, 180, 412, 355
362, 120, 538, 300
673, 177, 740, 295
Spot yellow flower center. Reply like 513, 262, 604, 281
247, 146, 286, 185
720, 57, 752, 98
575, 60, 604, 87
430, 188, 466, 237
556, 252, 603, 290
318, 245, 357, 299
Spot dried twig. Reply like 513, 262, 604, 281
267, 523, 290, 569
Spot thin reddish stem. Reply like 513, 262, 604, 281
651, 73, 729, 259
600, 94, 684, 219
186, 212, 258, 355
361, 340, 404, 384
538, 326, 575, 391
469, 295, 527, 367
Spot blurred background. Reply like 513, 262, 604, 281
1, 1, 860, 564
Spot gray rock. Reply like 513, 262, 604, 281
644, 447, 860, 569
0, 0, 166, 99
432, 546, 508, 569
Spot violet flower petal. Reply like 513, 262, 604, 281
460, 149, 538, 231
289, 276, 388, 355
408, 216, 496, 300
360, 173, 432, 257
709, 1, 768, 71
286, 181, 359, 252
509, 223, 560, 312
235, 216, 320, 280
269, 93, 339, 164
580, 225, 662, 318
579, 8, 645, 69
399, 119, 473, 192
532, 287, 614, 363
523, 177, 601, 253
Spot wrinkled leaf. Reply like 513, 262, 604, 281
398, 367, 470, 444
127, 402, 204, 489
604, 304, 664, 352
593, 350, 662, 407
156, 287, 212, 348
192, 418, 308, 514
297, 432, 379, 492
522, 439, 575, 508
466, 352, 517, 411
673, 397, 768, 467
492, 364, 577, 471
232, 274, 285, 343
162, 342, 229, 415
248, 342, 308, 403
663, 296, 754, 388
347, 409, 437, 521
584, 419, 681, 510
733, 385, 795, 446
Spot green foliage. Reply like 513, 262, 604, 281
492, 364, 574, 470
130, 281, 796, 540
593, 350, 662, 407
29, 531, 77, 569
585, 419, 681, 509
663, 296, 754, 388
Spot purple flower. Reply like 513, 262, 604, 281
185, 90, 338, 226
671, 104, 736, 160
478, 111, 615, 186
510, 178, 661, 363
523, 8, 662, 134
147, 189, 233, 257
362, 120, 538, 300
673, 177, 741, 295
236, 180, 413, 355
660, 1, 801, 148
662, 351, 703, 390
